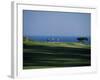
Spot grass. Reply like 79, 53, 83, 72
23, 40, 91, 69
23, 40, 90, 49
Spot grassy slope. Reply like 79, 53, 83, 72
23, 40, 91, 69
23, 40, 90, 49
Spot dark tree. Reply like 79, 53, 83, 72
77, 37, 88, 43
23, 36, 27, 41
23, 36, 31, 41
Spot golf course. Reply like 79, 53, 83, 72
23, 10, 91, 69
23, 39, 91, 69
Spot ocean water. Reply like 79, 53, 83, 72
26, 36, 91, 44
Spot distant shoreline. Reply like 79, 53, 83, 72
23, 36, 91, 44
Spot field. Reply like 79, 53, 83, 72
23, 40, 91, 69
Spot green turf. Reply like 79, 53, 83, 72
23, 40, 91, 69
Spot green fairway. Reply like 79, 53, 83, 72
23, 40, 91, 69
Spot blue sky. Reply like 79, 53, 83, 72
23, 10, 91, 37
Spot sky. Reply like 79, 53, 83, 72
23, 10, 91, 37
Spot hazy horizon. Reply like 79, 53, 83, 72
23, 35, 90, 37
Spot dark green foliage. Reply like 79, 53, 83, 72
77, 37, 88, 43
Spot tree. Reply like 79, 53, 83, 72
77, 37, 88, 43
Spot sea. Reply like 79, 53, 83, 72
26, 36, 91, 44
